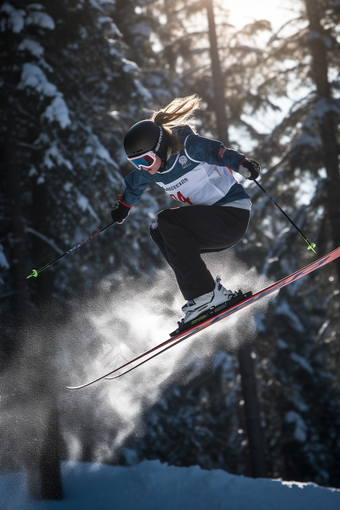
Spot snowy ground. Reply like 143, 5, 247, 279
1, 460, 340, 510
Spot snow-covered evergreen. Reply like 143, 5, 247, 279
0, 0, 172, 302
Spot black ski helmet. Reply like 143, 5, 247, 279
124, 120, 170, 166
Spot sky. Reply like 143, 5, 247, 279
227, 0, 299, 31
227, 0, 305, 140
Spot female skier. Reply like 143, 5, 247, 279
110, 95, 260, 325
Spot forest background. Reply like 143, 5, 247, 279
1, 0, 340, 501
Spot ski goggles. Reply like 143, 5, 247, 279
128, 151, 157, 170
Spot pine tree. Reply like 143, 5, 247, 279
0, 0, 177, 498
234, 0, 340, 486
127, 0, 340, 486
0, 0, 173, 309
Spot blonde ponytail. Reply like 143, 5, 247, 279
151, 95, 200, 154
151, 94, 200, 128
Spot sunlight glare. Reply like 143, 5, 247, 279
225, 0, 296, 31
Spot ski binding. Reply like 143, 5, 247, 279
170, 290, 252, 337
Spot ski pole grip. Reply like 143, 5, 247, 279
27, 269, 38, 279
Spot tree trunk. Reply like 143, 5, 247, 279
304, 0, 340, 271
205, 0, 229, 144
4, 110, 63, 502
205, 0, 266, 477
40, 403, 63, 500
22, 398, 63, 501
238, 345, 267, 478
5, 116, 30, 315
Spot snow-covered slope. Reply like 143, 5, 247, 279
1, 460, 339, 510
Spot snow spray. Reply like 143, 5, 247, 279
56, 251, 275, 463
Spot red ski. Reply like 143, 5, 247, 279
67, 246, 340, 390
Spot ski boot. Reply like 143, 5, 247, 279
170, 277, 251, 337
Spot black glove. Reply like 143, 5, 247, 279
111, 195, 132, 224
238, 159, 261, 180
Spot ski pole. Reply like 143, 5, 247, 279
254, 180, 317, 254
26, 221, 117, 279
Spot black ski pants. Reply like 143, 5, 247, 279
150, 205, 250, 301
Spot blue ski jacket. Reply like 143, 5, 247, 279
121, 125, 251, 210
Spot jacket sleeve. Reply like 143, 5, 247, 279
185, 134, 247, 172
121, 169, 153, 206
